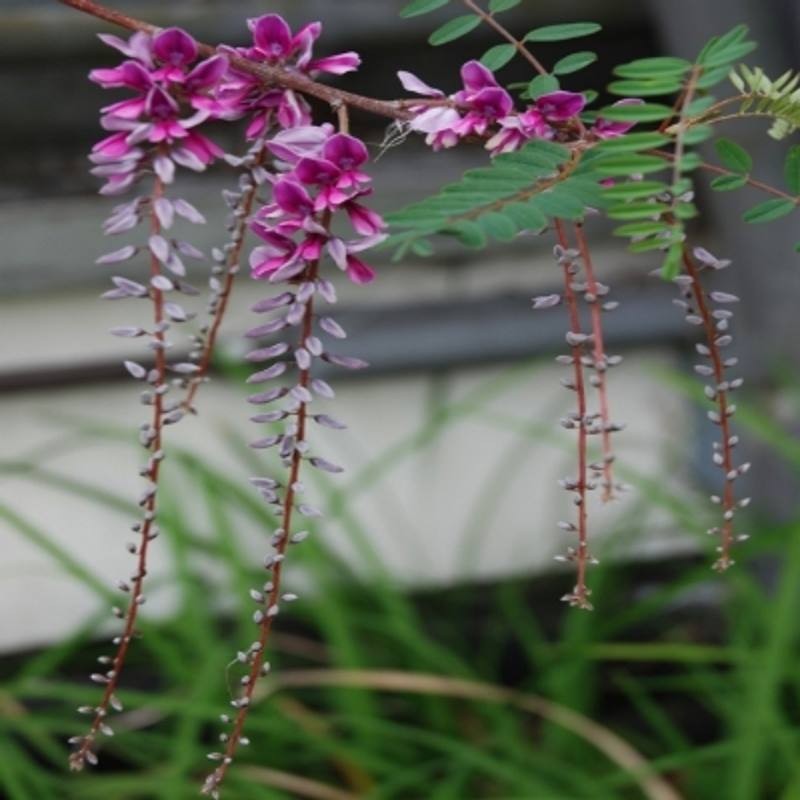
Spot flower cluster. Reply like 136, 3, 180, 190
218, 14, 361, 139
183, 14, 365, 407
201, 122, 380, 799
675, 247, 750, 572
90, 28, 228, 192
250, 125, 386, 284
71, 28, 224, 772
399, 61, 639, 155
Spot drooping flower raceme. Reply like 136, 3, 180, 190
70, 28, 227, 772
201, 125, 385, 800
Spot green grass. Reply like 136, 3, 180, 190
0, 362, 799, 799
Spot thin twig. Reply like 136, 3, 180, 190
56, 0, 411, 121
462, 0, 548, 76
181, 147, 269, 413
573, 223, 616, 502
681, 248, 738, 571
554, 220, 592, 610
70, 174, 168, 770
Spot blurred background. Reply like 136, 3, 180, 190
1, 1, 800, 798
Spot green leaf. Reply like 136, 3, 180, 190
695, 65, 732, 90
700, 41, 757, 70
678, 153, 702, 172
533, 190, 586, 219
445, 220, 487, 247
682, 125, 714, 145
479, 212, 518, 241
784, 145, 800, 195
614, 220, 671, 237
594, 154, 670, 176
629, 236, 672, 253
714, 138, 752, 173
524, 22, 602, 42
601, 180, 669, 201
607, 201, 668, 221
489, 0, 521, 11
593, 131, 670, 154
674, 201, 698, 219
503, 202, 548, 231
429, 14, 480, 45
697, 24, 748, 63
661, 242, 684, 279
710, 174, 748, 191
527, 74, 560, 99
684, 97, 716, 116
553, 51, 597, 76
481, 43, 517, 71
613, 57, 692, 79
608, 79, 684, 97
410, 239, 434, 257
597, 103, 674, 122
742, 198, 796, 224
400, 0, 449, 17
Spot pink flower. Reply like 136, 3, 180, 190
89, 29, 227, 192
399, 60, 513, 150
534, 91, 586, 122
328, 234, 387, 284
250, 126, 382, 285
249, 229, 301, 279
225, 14, 361, 138
152, 28, 199, 80
455, 60, 502, 101
592, 99, 643, 139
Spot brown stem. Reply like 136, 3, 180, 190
462, 0, 548, 76
573, 223, 616, 502
57, 0, 411, 122
554, 220, 592, 610
201, 260, 319, 797
183, 103, 349, 414
181, 149, 268, 413
681, 248, 737, 571
70, 175, 167, 770
649, 149, 800, 204
670, 67, 700, 193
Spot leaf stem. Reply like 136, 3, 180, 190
462, 0, 549, 76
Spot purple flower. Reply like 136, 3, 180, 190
152, 28, 199, 79
249, 126, 382, 286
453, 87, 514, 137
592, 99, 643, 140
89, 29, 227, 192
455, 60, 501, 101
534, 91, 586, 122
344, 197, 387, 236
225, 14, 362, 138
399, 60, 514, 150
249, 230, 300, 279
273, 180, 316, 217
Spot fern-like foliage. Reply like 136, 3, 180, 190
386, 139, 608, 257
729, 65, 800, 140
